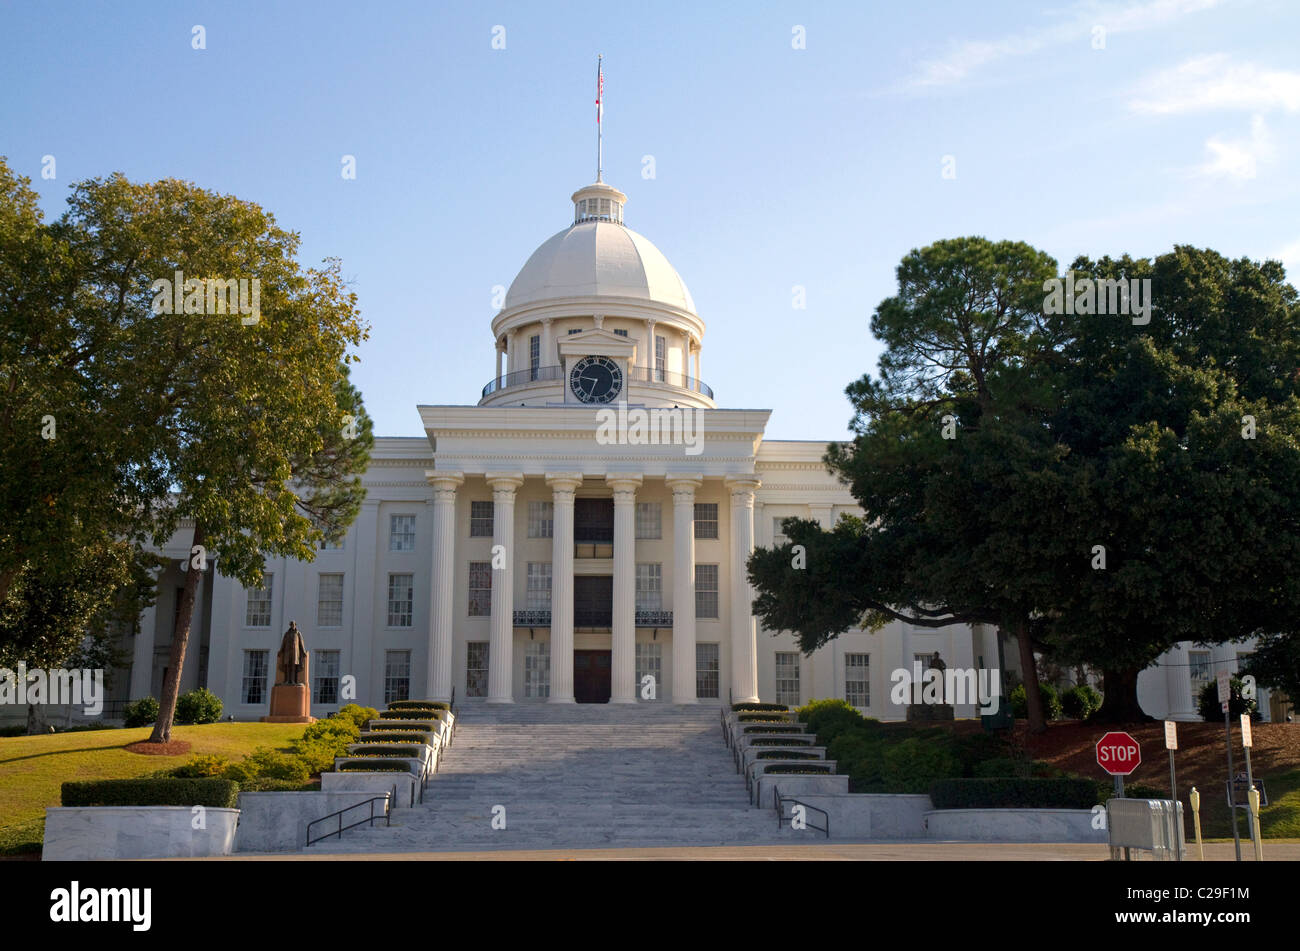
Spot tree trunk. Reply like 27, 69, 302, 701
1012, 619, 1047, 734
1094, 667, 1147, 723
147, 522, 204, 744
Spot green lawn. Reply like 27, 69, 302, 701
0, 722, 307, 855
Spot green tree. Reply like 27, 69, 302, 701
57, 173, 373, 743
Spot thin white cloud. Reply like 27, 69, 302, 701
906, 0, 1227, 89
1129, 54, 1300, 114
1273, 239, 1300, 280
1191, 115, 1275, 181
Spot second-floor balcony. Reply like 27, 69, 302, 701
512, 609, 674, 628
481, 364, 714, 400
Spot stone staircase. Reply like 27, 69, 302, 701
308, 702, 804, 853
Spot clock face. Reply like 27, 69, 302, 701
569, 355, 623, 404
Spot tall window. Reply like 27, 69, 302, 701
1188, 650, 1212, 693
636, 643, 662, 700
529, 334, 540, 379
696, 643, 720, 699
635, 502, 661, 539
245, 574, 273, 627
528, 501, 554, 538
654, 334, 665, 381
387, 573, 414, 627
242, 650, 268, 704
635, 563, 662, 612
468, 562, 492, 616
845, 653, 870, 708
389, 514, 417, 551
694, 503, 719, 539
776, 652, 801, 707
314, 650, 341, 704
467, 642, 489, 697
526, 562, 552, 611
384, 650, 411, 704
470, 501, 494, 537
525, 640, 550, 698
317, 574, 344, 627
695, 564, 719, 618
772, 517, 789, 547
613, 328, 628, 337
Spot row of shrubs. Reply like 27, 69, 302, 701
123, 689, 224, 728
1008, 683, 1103, 721
62, 777, 241, 809
165, 703, 379, 790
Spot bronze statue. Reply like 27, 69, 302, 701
277, 621, 308, 686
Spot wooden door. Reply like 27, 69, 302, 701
573, 650, 611, 703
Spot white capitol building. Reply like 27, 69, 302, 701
108, 174, 1266, 723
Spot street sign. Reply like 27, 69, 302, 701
1096, 731, 1142, 776
1164, 720, 1177, 750
1217, 670, 1231, 713
1240, 714, 1252, 748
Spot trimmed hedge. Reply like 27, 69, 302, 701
741, 724, 803, 733
747, 736, 814, 746
756, 750, 820, 759
378, 709, 446, 721
175, 687, 223, 724
929, 778, 1099, 810
387, 700, 450, 711
764, 764, 834, 774
336, 761, 411, 772
357, 732, 429, 744
62, 778, 239, 809
731, 702, 788, 713
737, 713, 791, 722
348, 745, 421, 758
122, 697, 159, 728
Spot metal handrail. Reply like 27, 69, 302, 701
774, 786, 830, 839
449, 687, 457, 745
480, 363, 714, 400
305, 787, 394, 847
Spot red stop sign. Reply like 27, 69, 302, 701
1096, 731, 1142, 776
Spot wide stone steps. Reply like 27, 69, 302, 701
307, 702, 808, 853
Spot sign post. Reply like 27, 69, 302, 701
1241, 714, 1262, 861
1164, 720, 1181, 861
1218, 670, 1241, 862
1097, 731, 1142, 861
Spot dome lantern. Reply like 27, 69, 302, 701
572, 182, 626, 226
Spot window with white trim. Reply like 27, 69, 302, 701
317, 573, 344, 627
654, 335, 665, 380
845, 653, 870, 708
695, 564, 719, 619
384, 650, 411, 704
387, 573, 414, 627
1189, 650, 1212, 693
776, 652, 801, 707
526, 562, 552, 611
314, 650, 341, 704
772, 517, 789, 547
468, 562, 492, 616
528, 501, 554, 538
242, 650, 268, 704
636, 642, 662, 700
694, 503, 718, 539
635, 563, 662, 612
467, 642, 489, 697
525, 640, 550, 698
389, 514, 417, 551
635, 502, 661, 539
696, 643, 720, 699
245, 574, 273, 628
470, 501, 494, 537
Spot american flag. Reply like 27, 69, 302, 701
596, 60, 604, 125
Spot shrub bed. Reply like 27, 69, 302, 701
347, 745, 421, 758
763, 764, 834, 774
741, 724, 803, 733
756, 750, 820, 759
336, 760, 411, 772
737, 713, 790, 722
929, 778, 1099, 810
731, 702, 788, 712
357, 732, 429, 744
378, 709, 446, 721
747, 736, 813, 746
387, 700, 450, 711
62, 778, 239, 809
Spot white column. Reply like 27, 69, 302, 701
540, 317, 554, 368
547, 472, 583, 703
668, 475, 703, 703
608, 474, 642, 702
645, 319, 658, 377
486, 472, 523, 703
495, 340, 503, 385
693, 341, 701, 389
1166, 645, 1195, 719
727, 476, 761, 703
130, 581, 159, 699
425, 472, 462, 702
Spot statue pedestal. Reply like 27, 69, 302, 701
260, 683, 315, 724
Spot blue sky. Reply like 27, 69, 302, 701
3, 0, 1297, 439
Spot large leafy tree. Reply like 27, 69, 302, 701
58, 173, 374, 743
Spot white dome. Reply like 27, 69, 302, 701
504, 220, 696, 314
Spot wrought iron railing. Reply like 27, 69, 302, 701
305, 787, 394, 847
774, 786, 830, 839
513, 609, 552, 626
635, 610, 672, 627
480, 364, 713, 399
512, 609, 672, 627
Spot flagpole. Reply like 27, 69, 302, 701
596, 54, 603, 183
